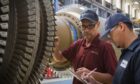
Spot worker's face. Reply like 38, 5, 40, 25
81, 19, 99, 40
108, 23, 124, 48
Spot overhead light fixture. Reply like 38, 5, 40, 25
105, 0, 111, 3
134, 1, 139, 4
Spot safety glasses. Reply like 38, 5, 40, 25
81, 23, 96, 30
107, 25, 119, 38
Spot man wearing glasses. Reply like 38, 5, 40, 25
84, 13, 140, 84
54, 9, 117, 84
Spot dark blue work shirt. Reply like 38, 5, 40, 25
113, 37, 140, 84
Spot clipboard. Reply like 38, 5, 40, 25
68, 69, 88, 84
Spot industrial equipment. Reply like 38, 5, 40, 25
0, 0, 56, 84
0, 1, 121, 84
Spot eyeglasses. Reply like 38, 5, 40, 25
111, 25, 119, 32
81, 23, 96, 30
107, 25, 119, 38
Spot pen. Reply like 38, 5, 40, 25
86, 68, 97, 77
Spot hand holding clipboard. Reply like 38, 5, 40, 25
68, 69, 89, 84
68, 68, 101, 84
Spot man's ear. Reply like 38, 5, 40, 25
95, 21, 100, 29
118, 22, 125, 31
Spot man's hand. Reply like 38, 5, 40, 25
76, 67, 90, 77
76, 67, 102, 84
83, 75, 99, 84
54, 36, 60, 49
53, 36, 67, 62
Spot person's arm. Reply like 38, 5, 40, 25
53, 37, 66, 62
53, 37, 80, 62
84, 75, 103, 84
90, 71, 112, 84
98, 43, 117, 84
90, 44, 116, 84
53, 47, 67, 62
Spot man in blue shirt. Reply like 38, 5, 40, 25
82, 13, 140, 84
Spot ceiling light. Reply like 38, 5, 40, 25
134, 1, 139, 4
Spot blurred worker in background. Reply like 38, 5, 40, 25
84, 13, 140, 84
54, 9, 117, 84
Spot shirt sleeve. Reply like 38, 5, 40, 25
62, 40, 81, 62
102, 42, 118, 76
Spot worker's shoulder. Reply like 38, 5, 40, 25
98, 39, 112, 47
72, 38, 83, 45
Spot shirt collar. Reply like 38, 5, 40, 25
127, 37, 140, 51
120, 37, 140, 60
82, 34, 100, 48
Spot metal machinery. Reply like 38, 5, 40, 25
0, 0, 56, 84
0, 1, 121, 84
55, 5, 83, 51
